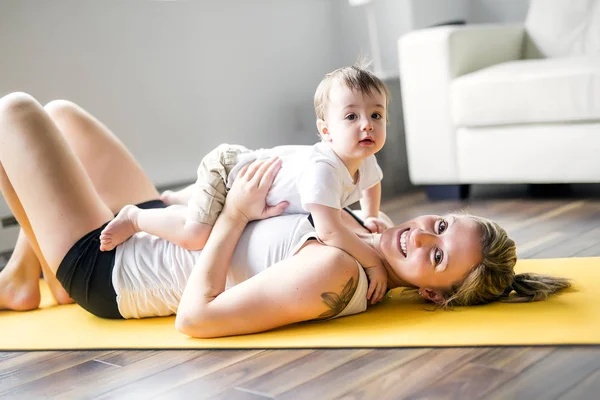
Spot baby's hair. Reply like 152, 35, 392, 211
313, 59, 391, 121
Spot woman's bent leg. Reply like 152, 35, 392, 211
0, 230, 41, 310
0, 163, 73, 308
0, 155, 73, 311
0, 93, 113, 273
43, 100, 161, 213
4, 230, 74, 307
0, 96, 164, 310
41, 100, 163, 299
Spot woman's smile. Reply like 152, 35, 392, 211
398, 228, 409, 257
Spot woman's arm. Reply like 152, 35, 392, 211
176, 158, 285, 334
177, 241, 360, 338
176, 157, 363, 338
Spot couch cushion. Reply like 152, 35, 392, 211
451, 56, 600, 127
525, 0, 600, 58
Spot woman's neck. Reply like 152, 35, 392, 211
357, 232, 411, 290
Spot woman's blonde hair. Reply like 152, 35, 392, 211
439, 214, 571, 308
313, 61, 391, 122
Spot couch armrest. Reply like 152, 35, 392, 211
398, 24, 525, 184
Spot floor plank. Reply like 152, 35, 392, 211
155, 350, 314, 399
557, 368, 600, 400
484, 347, 600, 400
276, 349, 431, 400
96, 350, 262, 399
40, 350, 203, 399
2, 357, 118, 398
233, 349, 371, 397
401, 347, 555, 399
333, 348, 489, 400
0, 351, 112, 394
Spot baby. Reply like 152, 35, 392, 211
100, 64, 391, 304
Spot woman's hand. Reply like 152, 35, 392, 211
223, 157, 289, 223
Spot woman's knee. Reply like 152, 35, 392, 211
0, 92, 41, 119
44, 99, 81, 120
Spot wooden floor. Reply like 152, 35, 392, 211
2, 184, 599, 399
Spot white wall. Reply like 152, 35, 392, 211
0, 0, 337, 189
0, 0, 341, 251
469, 0, 531, 23
410, 0, 470, 30
333, 0, 413, 78
334, 0, 530, 78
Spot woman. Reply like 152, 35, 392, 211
0, 93, 569, 338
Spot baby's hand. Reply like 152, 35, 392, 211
365, 263, 388, 305
364, 217, 388, 234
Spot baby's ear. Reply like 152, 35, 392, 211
317, 119, 330, 141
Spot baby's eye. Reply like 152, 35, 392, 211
437, 219, 447, 234
372, 112, 382, 120
346, 114, 357, 121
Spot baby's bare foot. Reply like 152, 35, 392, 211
160, 189, 190, 206
0, 261, 41, 311
159, 190, 175, 205
99, 205, 140, 251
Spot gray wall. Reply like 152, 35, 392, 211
0, 0, 338, 188
470, 0, 531, 23
334, 0, 414, 79
0, 0, 339, 250
335, 0, 531, 78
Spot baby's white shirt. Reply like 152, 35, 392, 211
227, 141, 383, 214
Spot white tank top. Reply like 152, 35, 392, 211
112, 214, 368, 320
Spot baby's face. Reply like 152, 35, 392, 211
321, 81, 387, 163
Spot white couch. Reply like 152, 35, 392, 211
398, 0, 600, 199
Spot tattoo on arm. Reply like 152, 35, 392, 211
316, 277, 358, 320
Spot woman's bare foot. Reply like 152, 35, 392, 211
0, 259, 41, 311
99, 204, 140, 251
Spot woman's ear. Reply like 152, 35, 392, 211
419, 288, 445, 304
317, 119, 330, 141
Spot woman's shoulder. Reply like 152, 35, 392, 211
298, 241, 359, 274
297, 242, 368, 320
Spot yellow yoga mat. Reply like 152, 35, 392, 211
1, 257, 598, 350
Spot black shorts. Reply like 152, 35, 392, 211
55, 199, 168, 319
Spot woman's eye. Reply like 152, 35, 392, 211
434, 248, 443, 265
372, 112, 382, 120
346, 114, 357, 121
437, 219, 447, 234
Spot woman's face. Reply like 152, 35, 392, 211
378, 215, 482, 300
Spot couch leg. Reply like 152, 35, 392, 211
424, 184, 470, 200
527, 184, 572, 198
